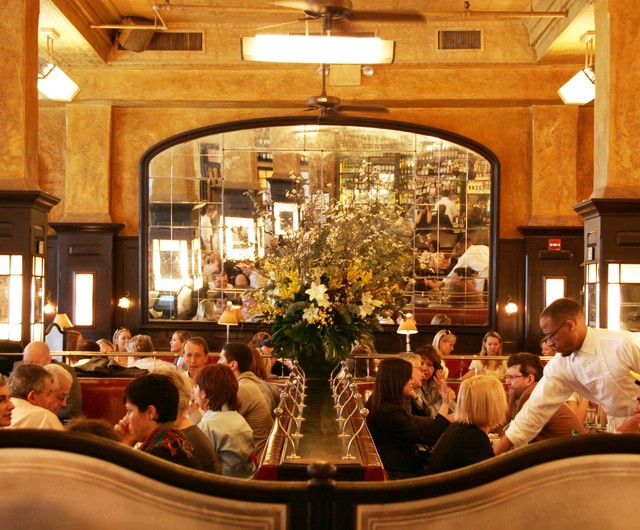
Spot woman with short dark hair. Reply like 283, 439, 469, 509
115, 373, 202, 470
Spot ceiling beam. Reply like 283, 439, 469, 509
49, 0, 114, 62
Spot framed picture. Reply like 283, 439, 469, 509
224, 217, 256, 260
273, 202, 299, 235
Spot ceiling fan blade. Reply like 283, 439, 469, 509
348, 10, 424, 23
274, 1, 315, 10
338, 104, 389, 113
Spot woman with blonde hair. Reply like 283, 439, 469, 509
432, 329, 456, 378
427, 375, 507, 474
112, 327, 131, 352
462, 331, 507, 380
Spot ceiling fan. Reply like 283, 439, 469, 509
304, 64, 388, 116
274, 0, 424, 31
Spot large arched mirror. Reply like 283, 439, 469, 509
140, 117, 498, 328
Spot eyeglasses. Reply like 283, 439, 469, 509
543, 320, 568, 343
505, 374, 525, 381
443, 330, 451, 335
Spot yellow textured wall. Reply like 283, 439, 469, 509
36, 61, 593, 239
40, 103, 591, 239
38, 108, 66, 223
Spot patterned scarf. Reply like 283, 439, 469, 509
138, 423, 193, 458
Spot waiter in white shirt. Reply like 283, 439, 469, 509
495, 298, 640, 454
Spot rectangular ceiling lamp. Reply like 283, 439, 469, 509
557, 67, 595, 105
38, 64, 80, 102
241, 35, 395, 64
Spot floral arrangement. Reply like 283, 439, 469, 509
250, 170, 411, 363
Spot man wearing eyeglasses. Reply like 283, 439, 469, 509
495, 298, 640, 454
505, 352, 585, 440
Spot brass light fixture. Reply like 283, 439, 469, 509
218, 302, 239, 342
505, 296, 518, 316
397, 314, 418, 352
118, 291, 132, 309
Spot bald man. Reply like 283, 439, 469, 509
21, 341, 83, 421
23, 341, 51, 366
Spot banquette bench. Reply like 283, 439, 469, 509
2, 429, 640, 530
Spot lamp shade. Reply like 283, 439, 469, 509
558, 67, 595, 105
397, 315, 418, 335
53, 313, 73, 329
218, 310, 239, 326
241, 35, 395, 64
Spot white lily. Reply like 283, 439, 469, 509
305, 281, 330, 308
360, 291, 382, 317
302, 305, 320, 322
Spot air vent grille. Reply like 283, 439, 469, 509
438, 30, 481, 50
146, 32, 203, 51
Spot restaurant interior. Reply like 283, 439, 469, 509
2, 1, 640, 528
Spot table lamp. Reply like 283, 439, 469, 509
53, 313, 74, 329
218, 302, 239, 342
397, 314, 418, 352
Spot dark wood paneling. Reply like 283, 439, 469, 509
495, 239, 526, 353
50, 223, 123, 342
518, 226, 584, 353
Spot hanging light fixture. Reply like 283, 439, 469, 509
558, 32, 595, 105
38, 28, 80, 102
241, 34, 395, 64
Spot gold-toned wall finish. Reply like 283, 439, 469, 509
39, 108, 66, 223
62, 105, 113, 223
577, 107, 594, 204
64, 65, 578, 106
0, 0, 40, 190
35, 62, 593, 238
593, 0, 640, 198
102, 105, 543, 238
529, 105, 581, 226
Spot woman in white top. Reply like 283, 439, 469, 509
463, 331, 507, 380
194, 364, 256, 479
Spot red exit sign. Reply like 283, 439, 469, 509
548, 238, 562, 251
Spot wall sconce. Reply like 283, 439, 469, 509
558, 31, 595, 105
53, 313, 74, 329
218, 302, 239, 342
505, 297, 518, 316
397, 313, 418, 352
38, 28, 80, 102
43, 291, 56, 315
118, 291, 132, 310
